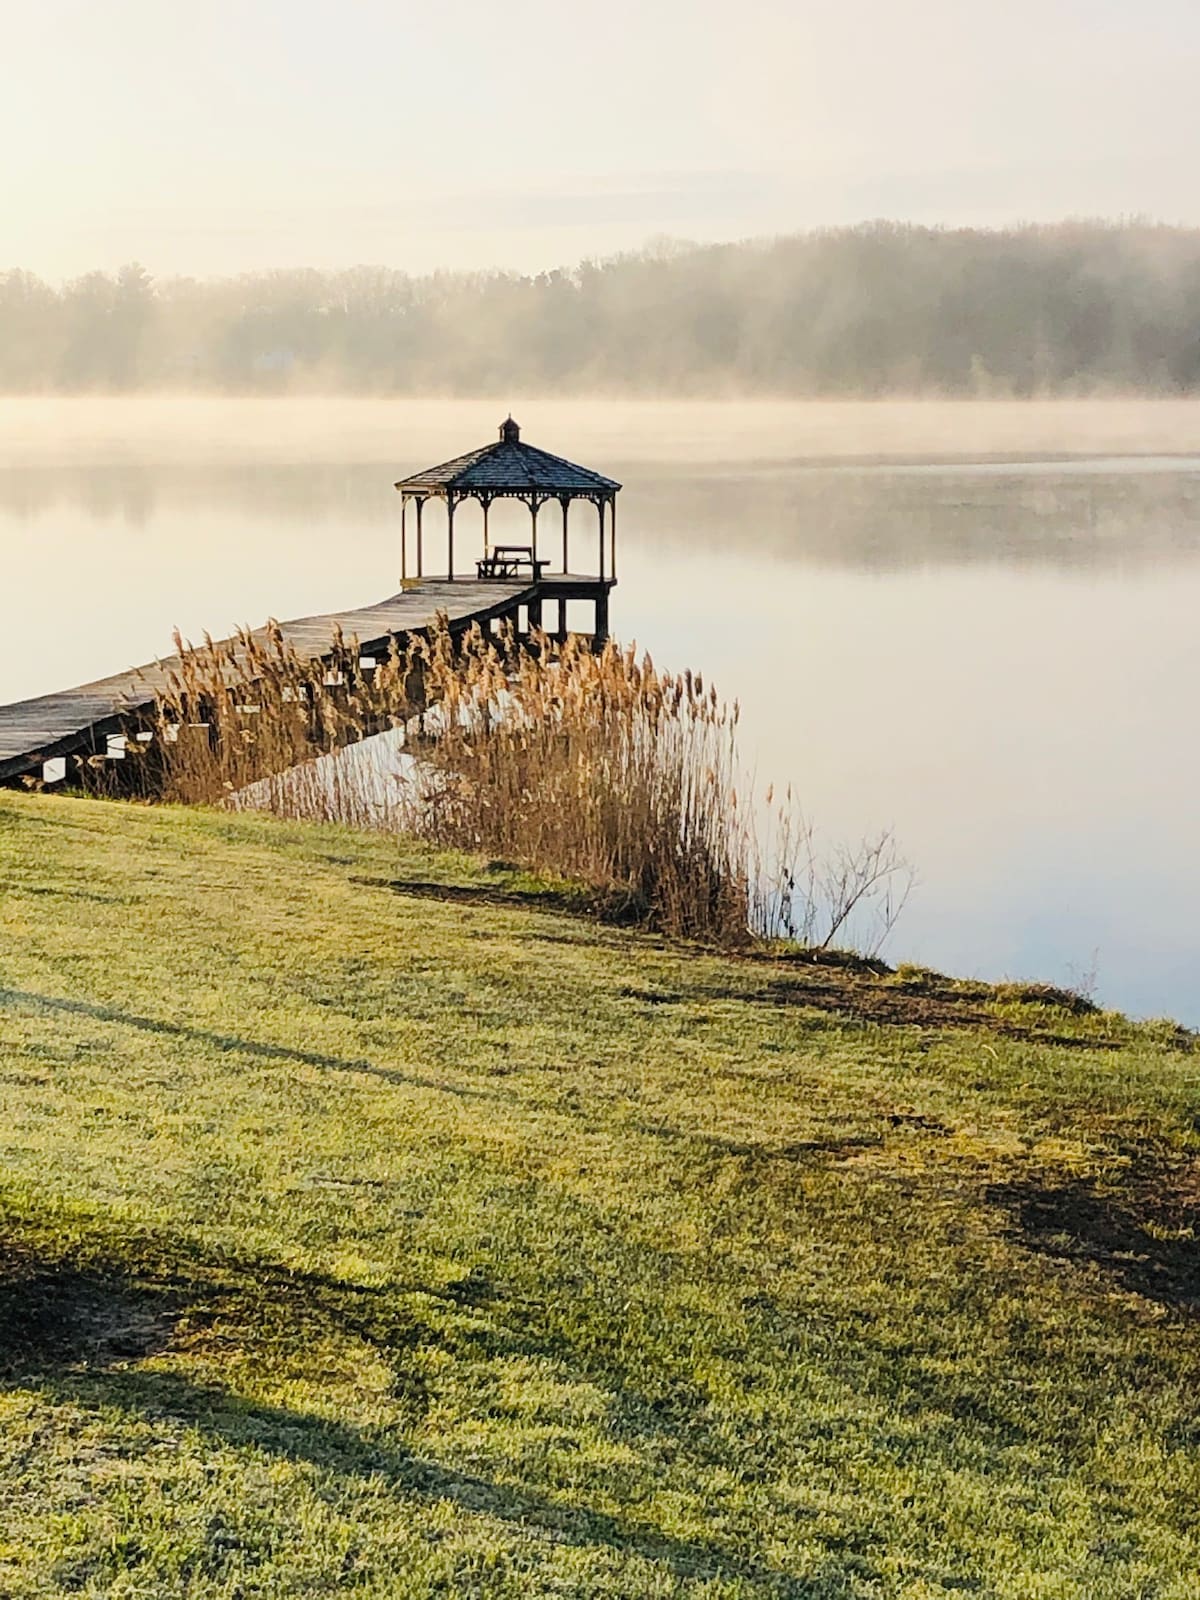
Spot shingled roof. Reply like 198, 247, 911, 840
394, 417, 621, 496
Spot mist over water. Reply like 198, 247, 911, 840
4, 398, 1200, 1024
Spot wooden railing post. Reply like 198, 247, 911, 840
401, 496, 407, 582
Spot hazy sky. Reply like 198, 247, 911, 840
5, 0, 1200, 280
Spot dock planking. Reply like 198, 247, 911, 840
0, 580, 533, 785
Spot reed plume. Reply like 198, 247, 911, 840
111, 616, 908, 952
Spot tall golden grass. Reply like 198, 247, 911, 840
118, 617, 909, 951
122, 620, 418, 808
400, 624, 749, 939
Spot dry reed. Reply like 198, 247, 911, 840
397, 624, 749, 940
116, 617, 910, 952
120, 621, 419, 808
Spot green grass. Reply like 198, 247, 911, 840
1, 792, 1198, 1598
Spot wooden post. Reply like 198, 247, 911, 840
561, 497, 570, 575
528, 498, 542, 631
483, 498, 491, 561
594, 587, 609, 648
416, 498, 424, 579
597, 497, 606, 583
401, 496, 408, 582
610, 493, 617, 582
447, 493, 456, 581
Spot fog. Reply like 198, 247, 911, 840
4, 396, 1200, 1022
11, 225, 1200, 398
6, 395, 1200, 469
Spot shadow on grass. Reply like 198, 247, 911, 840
351, 876, 647, 929
60, 1367, 831, 1593
0, 1220, 836, 1598
0, 985, 507, 1103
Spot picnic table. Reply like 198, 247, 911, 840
476, 545, 550, 580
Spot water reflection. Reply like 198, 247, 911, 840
6, 455, 1200, 570
3, 412, 1199, 1025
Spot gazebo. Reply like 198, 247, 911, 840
394, 416, 621, 588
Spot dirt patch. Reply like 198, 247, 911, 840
619, 985, 684, 1006
701, 974, 1125, 1049
689, 1130, 885, 1162
0, 1247, 177, 1374
990, 1163, 1200, 1310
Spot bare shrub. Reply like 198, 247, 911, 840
749, 794, 914, 958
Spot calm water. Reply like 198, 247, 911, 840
3, 399, 1200, 1025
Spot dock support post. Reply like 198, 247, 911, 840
528, 498, 542, 632
594, 588, 609, 650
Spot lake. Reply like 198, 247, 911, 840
3, 396, 1199, 1024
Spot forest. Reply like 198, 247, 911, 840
4, 220, 1200, 396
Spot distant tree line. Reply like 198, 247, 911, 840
5, 221, 1200, 395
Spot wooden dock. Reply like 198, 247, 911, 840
0, 579, 539, 786
2, 417, 622, 789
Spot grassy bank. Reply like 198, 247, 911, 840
1, 792, 1198, 1598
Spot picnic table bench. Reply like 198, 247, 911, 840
476, 545, 550, 580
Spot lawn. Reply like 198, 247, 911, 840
0, 792, 1197, 1598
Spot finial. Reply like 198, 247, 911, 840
499, 415, 520, 443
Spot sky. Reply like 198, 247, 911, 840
4, 0, 1200, 281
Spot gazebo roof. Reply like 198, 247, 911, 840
394, 417, 621, 497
